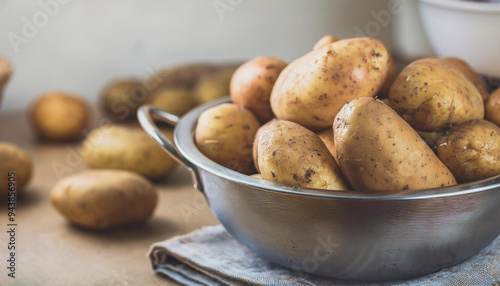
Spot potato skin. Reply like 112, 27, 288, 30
0, 142, 32, 195
334, 97, 456, 192
195, 103, 260, 175
230, 57, 286, 122
30, 91, 90, 141
313, 35, 339, 50
271, 37, 390, 130
82, 125, 177, 179
486, 88, 500, 127
147, 87, 194, 117
51, 170, 157, 229
0, 55, 13, 100
316, 128, 337, 160
256, 120, 349, 191
445, 57, 489, 102
100, 78, 147, 120
193, 67, 236, 105
436, 120, 500, 183
388, 58, 484, 132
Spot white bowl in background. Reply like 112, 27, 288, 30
419, 0, 500, 80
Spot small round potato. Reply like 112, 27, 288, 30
485, 88, 500, 127
436, 120, 500, 183
195, 103, 260, 175
82, 125, 177, 179
146, 87, 195, 116
30, 91, 90, 141
230, 57, 287, 122
445, 57, 489, 102
100, 78, 147, 120
51, 169, 157, 229
0, 142, 32, 196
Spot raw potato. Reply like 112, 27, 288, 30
195, 103, 260, 175
193, 67, 236, 104
313, 35, 339, 50
445, 57, 489, 101
100, 78, 147, 120
82, 125, 177, 179
147, 63, 219, 90
0, 55, 13, 103
0, 142, 32, 195
378, 51, 397, 98
271, 37, 390, 130
436, 120, 500, 183
252, 120, 275, 173
30, 91, 90, 141
51, 170, 157, 229
334, 97, 457, 193
230, 57, 287, 122
485, 88, 500, 127
250, 173, 263, 179
256, 120, 349, 191
146, 87, 195, 116
316, 128, 337, 160
388, 58, 484, 132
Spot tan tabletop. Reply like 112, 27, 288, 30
0, 108, 219, 286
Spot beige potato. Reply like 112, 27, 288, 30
316, 128, 337, 160
256, 120, 348, 191
100, 78, 147, 120
146, 87, 195, 116
334, 97, 456, 193
193, 67, 236, 105
0, 55, 13, 104
445, 57, 489, 101
230, 57, 286, 122
313, 35, 340, 50
195, 103, 260, 175
378, 52, 397, 98
271, 37, 390, 130
388, 58, 484, 132
30, 91, 90, 141
436, 120, 500, 183
0, 142, 32, 196
82, 125, 177, 179
485, 88, 500, 127
51, 169, 157, 229
147, 63, 220, 90
250, 173, 263, 179
252, 120, 275, 173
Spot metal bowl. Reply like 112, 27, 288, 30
138, 98, 500, 282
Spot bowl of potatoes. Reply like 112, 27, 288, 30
139, 37, 500, 282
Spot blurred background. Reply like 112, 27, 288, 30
0, 0, 434, 111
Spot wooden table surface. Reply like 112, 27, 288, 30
0, 108, 219, 286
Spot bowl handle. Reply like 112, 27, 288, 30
137, 105, 204, 193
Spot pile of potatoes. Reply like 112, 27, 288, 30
195, 36, 500, 193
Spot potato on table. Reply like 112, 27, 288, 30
271, 37, 391, 130
230, 56, 287, 123
100, 78, 147, 120
29, 91, 90, 141
388, 58, 484, 132
51, 170, 157, 229
256, 120, 349, 191
334, 97, 456, 193
195, 103, 260, 175
0, 142, 32, 196
82, 125, 177, 179
436, 120, 500, 183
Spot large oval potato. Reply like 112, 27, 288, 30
230, 56, 287, 122
445, 57, 489, 101
51, 170, 157, 229
100, 78, 147, 120
334, 97, 457, 192
436, 120, 500, 183
388, 58, 484, 132
82, 125, 177, 179
195, 103, 260, 175
256, 120, 349, 191
30, 91, 90, 141
0, 142, 32, 196
271, 37, 390, 130
485, 88, 500, 127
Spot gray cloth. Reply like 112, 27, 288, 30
148, 225, 500, 286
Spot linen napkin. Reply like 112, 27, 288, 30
148, 225, 500, 286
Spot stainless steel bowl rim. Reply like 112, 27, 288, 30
172, 97, 500, 201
